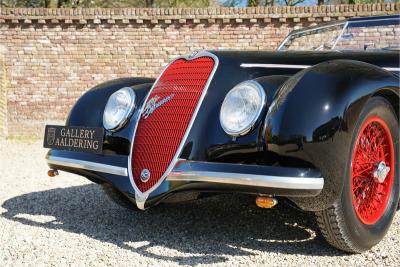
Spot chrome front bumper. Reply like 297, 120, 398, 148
47, 156, 128, 176
46, 155, 324, 194
169, 160, 323, 191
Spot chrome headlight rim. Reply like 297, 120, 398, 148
220, 80, 266, 137
103, 87, 136, 131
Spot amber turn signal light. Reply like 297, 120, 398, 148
256, 196, 278, 209
47, 169, 59, 177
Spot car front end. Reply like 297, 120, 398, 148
44, 15, 400, 253
46, 50, 329, 210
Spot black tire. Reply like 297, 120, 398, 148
102, 184, 139, 211
315, 96, 399, 253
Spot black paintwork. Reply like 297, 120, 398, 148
66, 77, 155, 155
51, 49, 399, 211
183, 50, 398, 162
261, 60, 399, 210
348, 14, 399, 22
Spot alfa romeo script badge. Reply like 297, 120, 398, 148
142, 94, 174, 119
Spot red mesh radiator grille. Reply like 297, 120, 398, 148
131, 56, 215, 193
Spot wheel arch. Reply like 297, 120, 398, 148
264, 59, 399, 211
66, 77, 155, 127
372, 87, 399, 120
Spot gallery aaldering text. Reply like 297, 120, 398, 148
54, 128, 99, 150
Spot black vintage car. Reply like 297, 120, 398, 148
44, 15, 399, 253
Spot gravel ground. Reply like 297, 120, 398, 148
0, 140, 399, 266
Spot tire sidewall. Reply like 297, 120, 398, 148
340, 96, 399, 250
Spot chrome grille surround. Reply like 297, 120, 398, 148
127, 51, 219, 209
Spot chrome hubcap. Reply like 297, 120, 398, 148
373, 161, 390, 184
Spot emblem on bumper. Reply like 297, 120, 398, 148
140, 169, 151, 182
187, 50, 199, 59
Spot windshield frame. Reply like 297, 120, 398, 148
277, 15, 400, 51
277, 21, 346, 51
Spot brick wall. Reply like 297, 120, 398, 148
0, 45, 8, 138
0, 4, 398, 137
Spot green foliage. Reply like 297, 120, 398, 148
0, 0, 397, 8
248, 0, 260, 5
327, 0, 392, 3
220, 0, 242, 6
0, 0, 213, 7
353, 0, 387, 3
280, 0, 305, 5
221, 0, 275, 6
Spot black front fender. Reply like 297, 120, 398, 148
264, 60, 399, 211
66, 77, 155, 155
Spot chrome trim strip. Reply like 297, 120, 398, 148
241, 63, 311, 69
332, 21, 349, 49
46, 155, 128, 176
128, 51, 220, 209
240, 63, 399, 72
383, 67, 400, 72
167, 171, 324, 190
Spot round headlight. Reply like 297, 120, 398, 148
103, 87, 136, 131
220, 80, 266, 136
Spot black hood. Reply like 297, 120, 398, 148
180, 50, 398, 164
211, 50, 398, 72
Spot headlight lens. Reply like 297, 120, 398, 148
103, 87, 136, 131
220, 80, 266, 136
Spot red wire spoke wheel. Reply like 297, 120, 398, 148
351, 116, 395, 225
316, 97, 399, 253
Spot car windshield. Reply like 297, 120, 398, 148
278, 16, 400, 51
